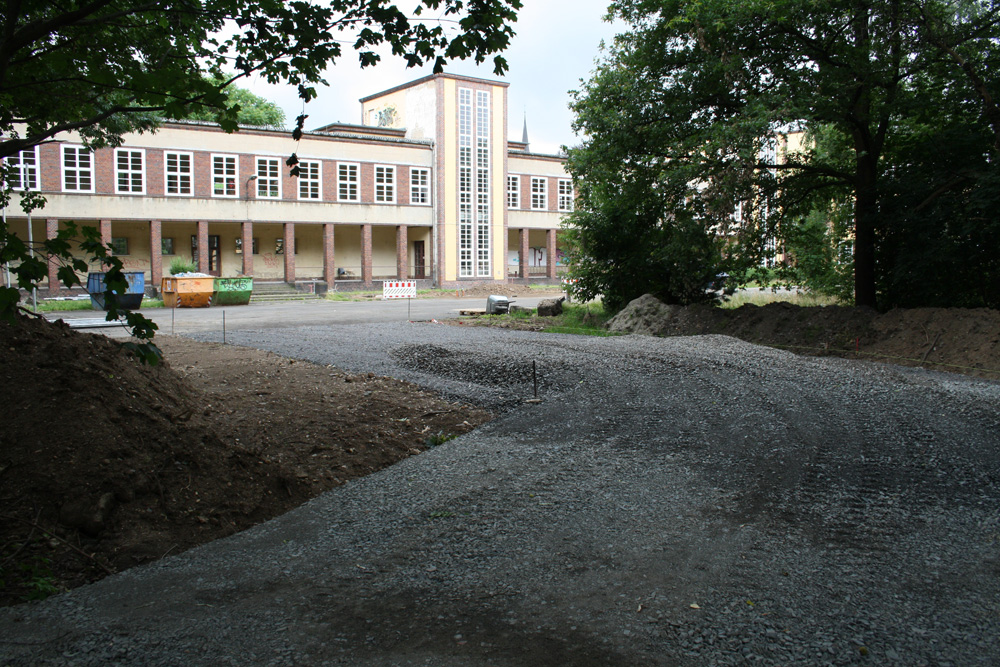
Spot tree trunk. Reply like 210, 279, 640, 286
853, 158, 878, 308
850, 1, 879, 309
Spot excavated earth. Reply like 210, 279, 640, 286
1, 299, 999, 665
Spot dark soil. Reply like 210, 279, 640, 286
603, 296, 1000, 380
0, 314, 490, 606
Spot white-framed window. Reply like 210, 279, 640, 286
531, 176, 547, 210
558, 179, 574, 212
338, 162, 359, 201
61, 145, 94, 192
114, 148, 145, 194
507, 174, 520, 209
410, 167, 430, 205
211, 154, 238, 198
375, 165, 395, 203
256, 156, 281, 198
298, 160, 321, 200
164, 151, 193, 196
6, 147, 39, 191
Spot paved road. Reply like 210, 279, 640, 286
3, 322, 999, 665
48, 295, 556, 337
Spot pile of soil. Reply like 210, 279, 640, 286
0, 315, 490, 606
606, 294, 1000, 379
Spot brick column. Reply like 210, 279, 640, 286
196, 220, 209, 274
361, 224, 373, 286
396, 225, 408, 279
546, 228, 557, 279
519, 229, 529, 280
242, 222, 254, 277
46, 219, 61, 295
283, 222, 295, 284
323, 223, 336, 287
99, 219, 112, 249
149, 220, 162, 292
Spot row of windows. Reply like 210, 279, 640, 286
110, 235, 299, 257
5, 146, 432, 205
6, 145, 572, 211
507, 175, 574, 212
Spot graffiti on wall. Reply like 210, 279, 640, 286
370, 104, 399, 128
119, 258, 149, 270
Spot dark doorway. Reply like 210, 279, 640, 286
191, 234, 222, 276
413, 240, 426, 279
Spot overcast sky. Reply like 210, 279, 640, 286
242, 1, 623, 155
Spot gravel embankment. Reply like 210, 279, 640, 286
2, 324, 998, 666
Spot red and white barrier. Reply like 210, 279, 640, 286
383, 280, 417, 299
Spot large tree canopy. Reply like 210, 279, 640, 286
0, 0, 521, 357
1, 0, 521, 161
567, 0, 1000, 310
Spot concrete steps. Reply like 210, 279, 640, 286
249, 282, 322, 303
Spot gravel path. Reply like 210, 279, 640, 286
2, 324, 999, 666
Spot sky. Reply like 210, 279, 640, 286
242, 1, 624, 155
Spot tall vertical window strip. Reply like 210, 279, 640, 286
212, 154, 238, 197
298, 160, 321, 199
165, 152, 192, 195
558, 179, 574, 212
375, 165, 395, 203
115, 149, 145, 194
507, 175, 519, 209
62, 145, 93, 192
256, 157, 281, 198
475, 89, 491, 277
338, 163, 358, 201
531, 177, 547, 210
458, 87, 473, 277
7, 147, 38, 191
410, 168, 430, 204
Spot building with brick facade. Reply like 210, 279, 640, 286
2, 73, 572, 296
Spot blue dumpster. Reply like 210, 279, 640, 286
87, 272, 145, 310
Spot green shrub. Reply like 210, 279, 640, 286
169, 257, 197, 275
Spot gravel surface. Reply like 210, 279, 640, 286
2, 323, 999, 666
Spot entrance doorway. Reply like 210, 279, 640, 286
191, 234, 222, 276
413, 240, 426, 279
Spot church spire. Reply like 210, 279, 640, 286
521, 111, 530, 150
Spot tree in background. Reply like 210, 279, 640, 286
178, 77, 286, 129
567, 0, 1000, 311
1, 0, 521, 354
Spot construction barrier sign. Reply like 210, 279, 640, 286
383, 280, 417, 299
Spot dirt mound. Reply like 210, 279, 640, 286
607, 294, 1000, 379
0, 315, 490, 605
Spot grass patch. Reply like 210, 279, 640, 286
325, 288, 446, 302
543, 302, 621, 336
33, 299, 95, 312
32, 298, 166, 313
720, 290, 842, 309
